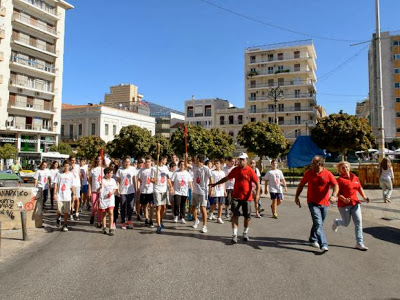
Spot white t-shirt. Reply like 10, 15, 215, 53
171, 170, 192, 196
380, 167, 394, 181
192, 165, 212, 195
264, 169, 285, 193
151, 165, 170, 193
55, 172, 74, 202
116, 166, 137, 195
99, 178, 117, 209
137, 168, 153, 194
212, 170, 226, 197
49, 169, 59, 188
90, 166, 103, 191
71, 164, 81, 187
80, 164, 88, 186
34, 169, 51, 190
223, 165, 235, 190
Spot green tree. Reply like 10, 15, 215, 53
49, 142, 73, 155
391, 138, 400, 149
76, 136, 106, 160
208, 128, 235, 159
150, 135, 173, 158
237, 121, 288, 159
0, 143, 18, 160
170, 125, 212, 157
311, 112, 375, 159
106, 125, 154, 159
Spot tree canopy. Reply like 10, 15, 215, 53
0, 144, 18, 160
311, 112, 375, 158
237, 121, 288, 159
208, 128, 235, 159
150, 135, 172, 158
76, 136, 106, 160
49, 142, 73, 156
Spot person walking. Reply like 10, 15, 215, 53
332, 161, 369, 251
294, 156, 338, 253
264, 159, 287, 219
379, 157, 395, 203
209, 152, 260, 244
171, 160, 193, 224
34, 161, 51, 209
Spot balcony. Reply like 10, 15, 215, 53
8, 99, 56, 115
11, 55, 57, 76
248, 53, 314, 65
249, 106, 315, 114
9, 77, 55, 96
17, 0, 60, 20
247, 67, 316, 80
0, 6, 5, 17
7, 123, 55, 133
12, 12, 58, 37
0, 27, 4, 39
219, 120, 244, 125
248, 93, 316, 102
12, 34, 57, 56
248, 79, 316, 89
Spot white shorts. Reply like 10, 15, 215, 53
192, 193, 207, 207
57, 201, 71, 215
153, 192, 167, 207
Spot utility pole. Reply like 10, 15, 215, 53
375, 0, 385, 160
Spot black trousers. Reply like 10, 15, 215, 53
173, 195, 188, 219
120, 193, 134, 222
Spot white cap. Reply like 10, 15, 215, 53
238, 152, 248, 159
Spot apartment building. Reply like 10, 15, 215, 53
0, 0, 73, 152
244, 40, 318, 143
61, 103, 156, 144
355, 98, 370, 119
369, 31, 400, 141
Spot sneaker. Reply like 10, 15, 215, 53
192, 219, 200, 229
161, 223, 165, 229
145, 218, 149, 225
310, 241, 320, 248
212, 215, 217, 220
127, 221, 133, 229
321, 246, 329, 252
121, 223, 127, 230
332, 219, 339, 232
201, 226, 208, 233
181, 218, 186, 224
137, 215, 141, 221
75, 214, 80, 221
355, 244, 369, 251
96, 222, 102, 228
217, 218, 224, 224
243, 232, 249, 241
149, 221, 155, 228
90, 216, 94, 225
255, 213, 261, 218
70, 214, 74, 221
111, 222, 116, 229
102, 227, 107, 234
273, 214, 278, 219
174, 216, 179, 223
258, 208, 265, 213
62, 226, 68, 232
231, 235, 238, 244
225, 212, 230, 219
156, 226, 162, 234
109, 229, 115, 236
56, 217, 61, 227
208, 213, 214, 221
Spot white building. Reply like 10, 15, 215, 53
0, 0, 73, 152
61, 103, 156, 143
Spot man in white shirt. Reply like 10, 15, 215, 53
137, 156, 155, 228
69, 155, 82, 220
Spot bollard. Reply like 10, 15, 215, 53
21, 210, 28, 241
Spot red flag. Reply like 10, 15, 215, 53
183, 125, 187, 137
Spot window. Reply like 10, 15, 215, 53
91, 123, 95, 135
220, 116, 225, 125
78, 124, 82, 135
295, 103, 301, 111
205, 105, 212, 117
250, 55, 256, 63
187, 106, 193, 117
268, 79, 274, 87
278, 117, 284, 125
277, 53, 283, 60
278, 65, 284, 71
250, 92, 256, 100
105, 124, 109, 135
294, 63, 301, 72
113, 125, 117, 135
268, 66, 274, 74
268, 104, 274, 112
394, 40, 399, 46
278, 78, 284, 86
250, 118, 256, 122
229, 131, 234, 137
61, 125, 64, 136
250, 105, 256, 113
268, 54, 273, 61
69, 124, 73, 138
397, 128, 400, 133
229, 115, 234, 125
397, 112, 400, 118
394, 54, 400, 60
295, 129, 301, 137
278, 104, 284, 112
238, 115, 243, 124
250, 80, 256, 88
295, 89, 300, 98
294, 50, 300, 58
268, 117, 274, 124
395, 69, 400, 74
396, 98, 400, 103
396, 83, 400, 88
295, 116, 301, 124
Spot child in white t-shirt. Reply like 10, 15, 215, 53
98, 167, 118, 236
209, 160, 225, 224
34, 161, 51, 209
264, 159, 287, 219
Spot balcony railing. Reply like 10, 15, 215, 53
11, 55, 56, 73
20, 0, 57, 17
248, 93, 316, 101
9, 77, 54, 93
13, 123, 53, 131
248, 54, 313, 64
249, 106, 315, 114
247, 79, 315, 88
219, 120, 244, 125
265, 120, 314, 126
12, 12, 57, 35
8, 99, 55, 112
0, 6, 6, 17
12, 34, 56, 54
249, 68, 312, 76
0, 27, 5, 39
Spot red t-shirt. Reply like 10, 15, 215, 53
227, 165, 259, 201
337, 172, 362, 207
300, 168, 338, 206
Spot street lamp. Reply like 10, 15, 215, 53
268, 86, 284, 124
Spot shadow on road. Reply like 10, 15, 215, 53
363, 226, 400, 245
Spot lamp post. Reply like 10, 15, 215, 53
268, 86, 284, 124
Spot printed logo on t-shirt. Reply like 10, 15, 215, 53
160, 175, 166, 184
61, 184, 66, 192
124, 178, 129, 186
196, 177, 201, 184
44, 177, 47, 183
180, 179, 185, 186
107, 191, 112, 199
97, 175, 102, 182
146, 177, 150, 185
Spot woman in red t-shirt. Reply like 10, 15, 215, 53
332, 161, 370, 251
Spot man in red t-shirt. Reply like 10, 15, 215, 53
294, 156, 338, 253
209, 152, 260, 244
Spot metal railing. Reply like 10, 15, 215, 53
219, 120, 244, 125
21, 0, 57, 17
14, 123, 53, 131
249, 106, 315, 114
9, 77, 54, 93
12, 12, 57, 35
247, 79, 315, 88
11, 55, 56, 73
248, 93, 316, 101
248, 54, 313, 64
8, 99, 54, 112
12, 34, 56, 54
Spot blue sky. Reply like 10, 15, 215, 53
63, 0, 400, 115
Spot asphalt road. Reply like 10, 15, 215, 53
0, 193, 399, 300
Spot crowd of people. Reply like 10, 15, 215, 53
30, 151, 392, 251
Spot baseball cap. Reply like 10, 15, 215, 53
238, 152, 248, 159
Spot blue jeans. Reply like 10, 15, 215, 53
308, 203, 329, 248
335, 204, 363, 245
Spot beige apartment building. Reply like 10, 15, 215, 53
104, 83, 143, 108
244, 40, 318, 143
0, 0, 73, 152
